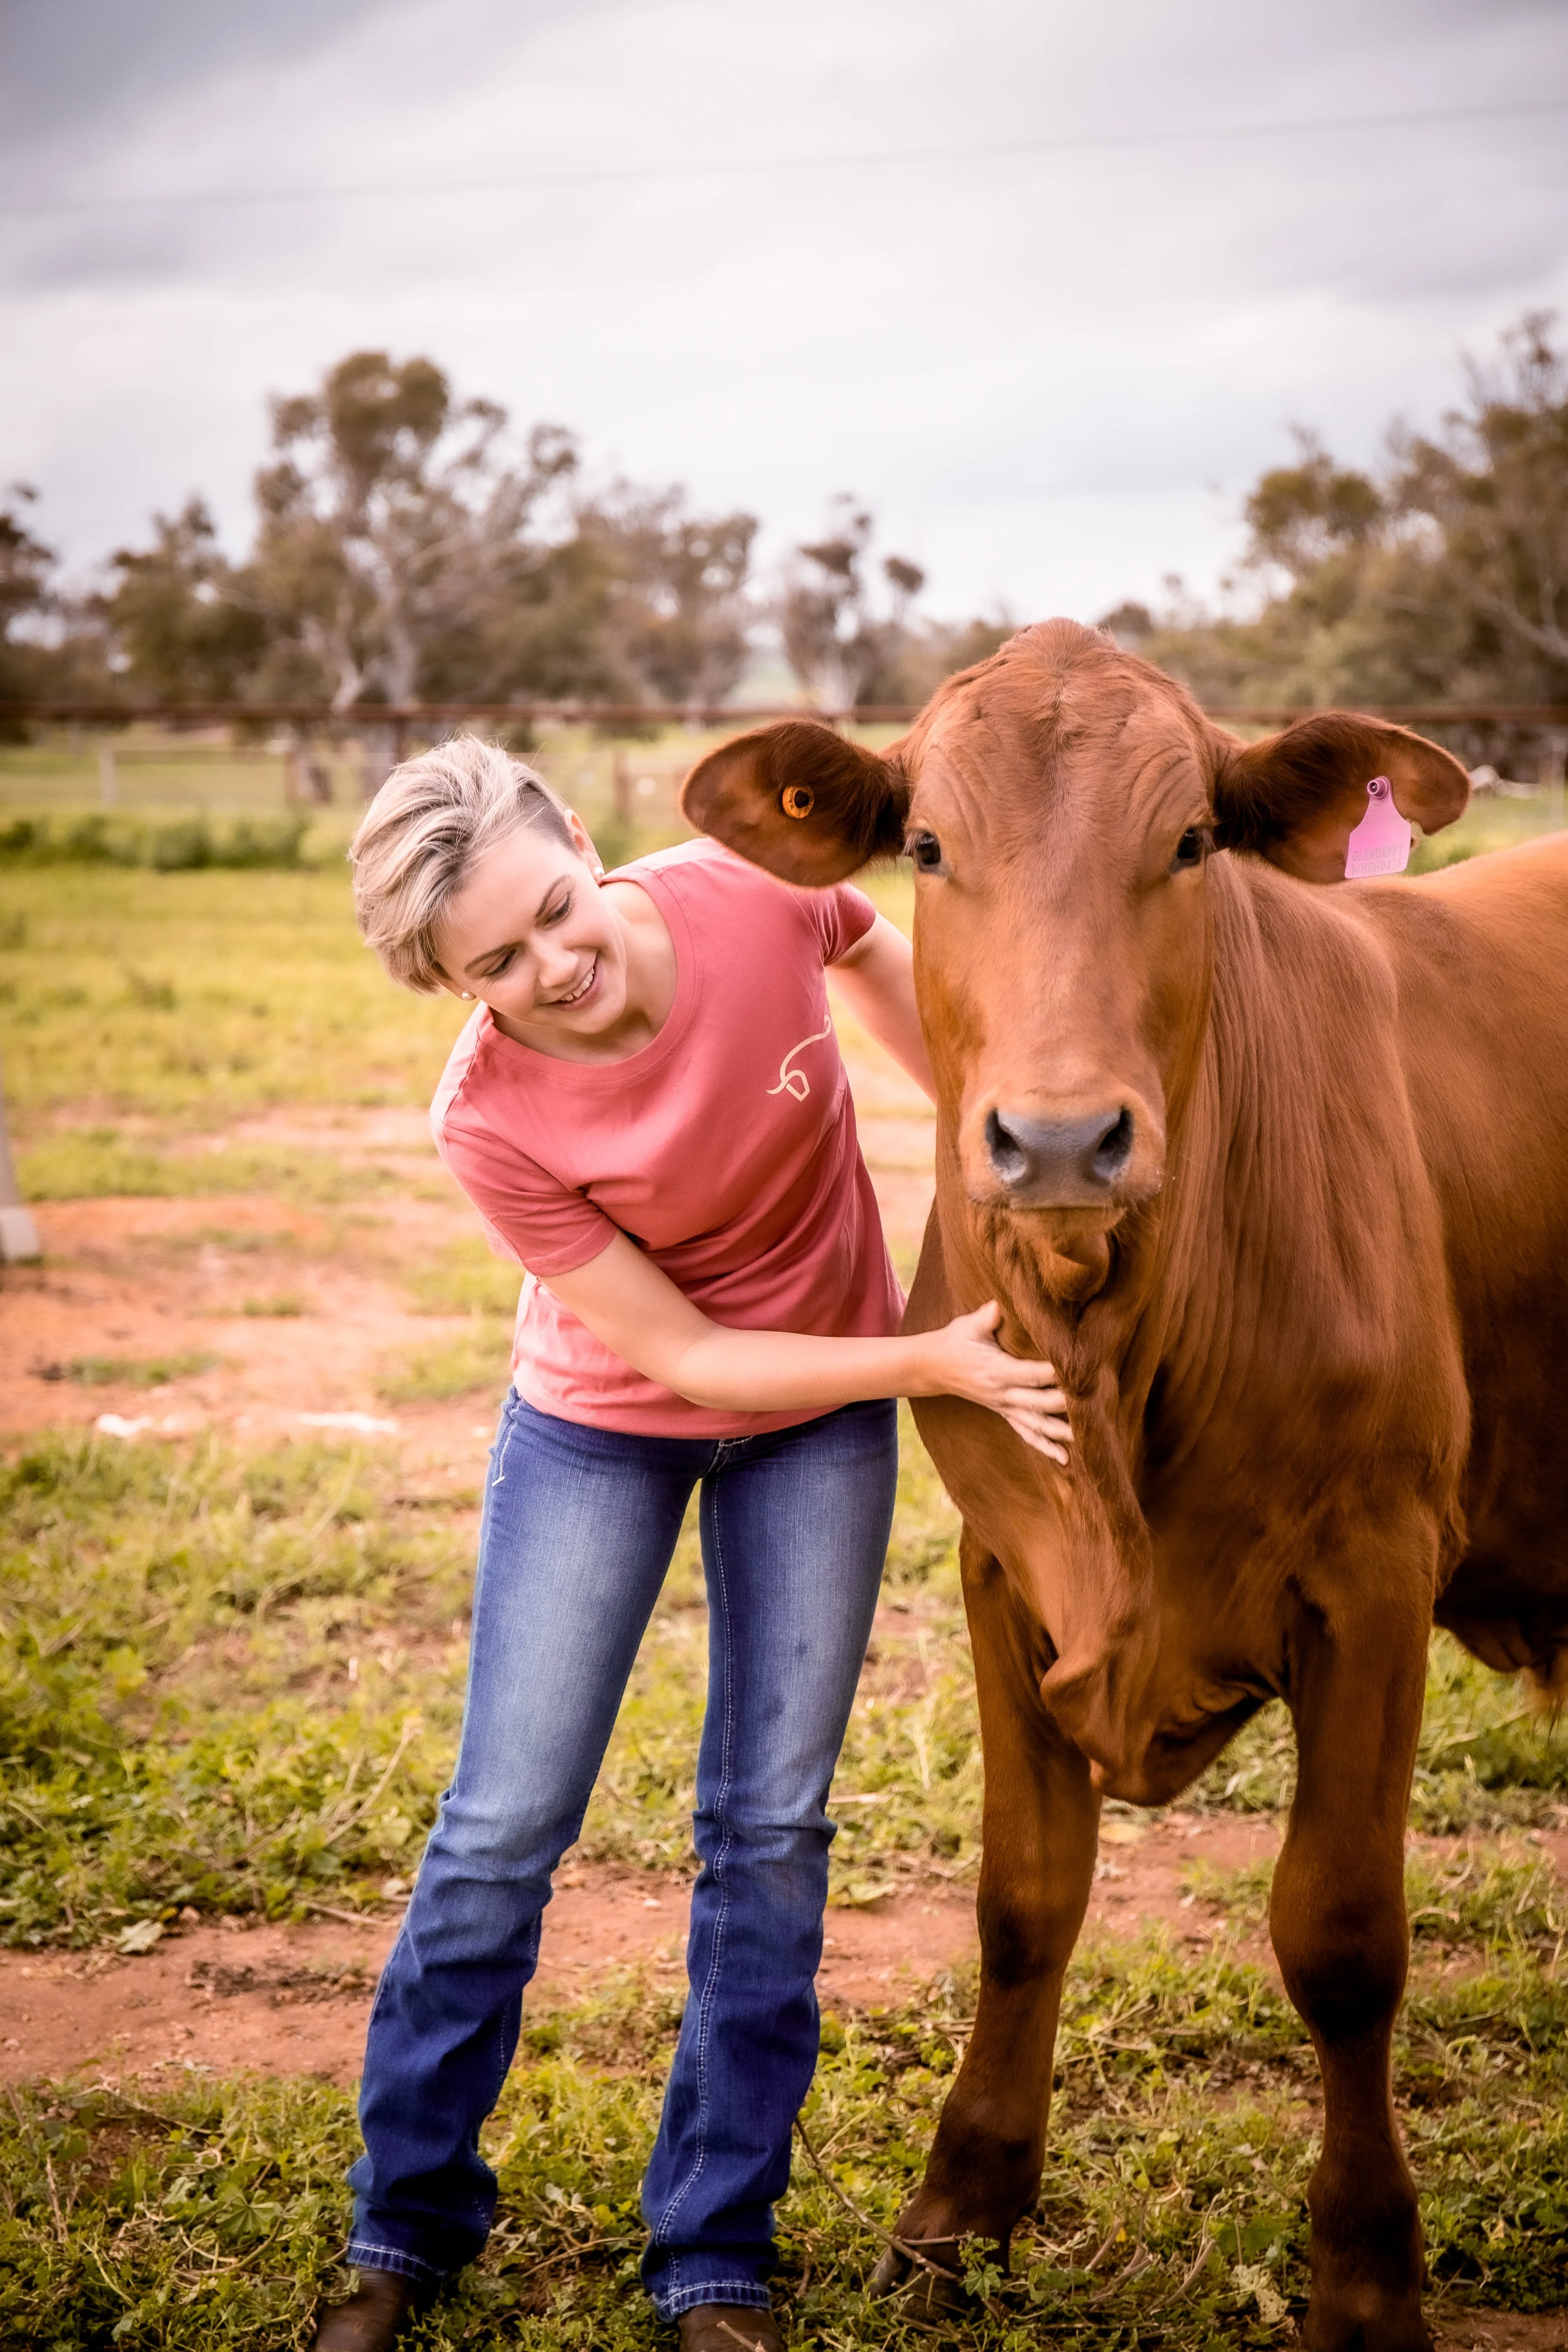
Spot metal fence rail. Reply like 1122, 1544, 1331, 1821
6, 698, 1568, 733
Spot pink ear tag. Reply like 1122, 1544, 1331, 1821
1343, 775, 1411, 879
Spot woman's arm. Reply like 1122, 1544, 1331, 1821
828, 913, 935, 1104
545, 1230, 1072, 1460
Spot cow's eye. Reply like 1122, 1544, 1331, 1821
909, 831, 944, 872
1171, 827, 1208, 872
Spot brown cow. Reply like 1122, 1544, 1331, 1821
682, 619, 1568, 2352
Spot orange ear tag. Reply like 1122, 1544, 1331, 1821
780, 786, 814, 821
1344, 776, 1411, 878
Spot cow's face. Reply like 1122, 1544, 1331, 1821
684, 621, 1468, 1301
898, 669, 1208, 1275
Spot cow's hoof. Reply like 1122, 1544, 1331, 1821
1302, 2291, 1434, 2352
869, 2241, 969, 2316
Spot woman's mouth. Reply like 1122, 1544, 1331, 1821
550, 958, 598, 1009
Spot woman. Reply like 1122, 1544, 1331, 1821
317, 739, 1069, 2352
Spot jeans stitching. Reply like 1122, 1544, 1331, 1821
653, 1468, 736, 2243
343, 2239, 444, 2285
657, 2279, 771, 2318
488, 1394, 518, 1488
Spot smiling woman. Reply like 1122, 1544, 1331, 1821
323, 734, 1072, 2351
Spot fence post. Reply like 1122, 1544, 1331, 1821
0, 1055, 41, 1263
99, 740, 117, 806
1545, 730, 1567, 834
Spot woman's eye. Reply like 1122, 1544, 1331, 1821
1171, 827, 1207, 871
910, 831, 944, 872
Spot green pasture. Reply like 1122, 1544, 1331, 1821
1, 1428, 1566, 2346
1, 772, 1565, 2342
3, 1431, 1565, 1962
1, 1871, 1564, 2348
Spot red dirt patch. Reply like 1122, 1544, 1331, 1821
1433, 2321, 1568, 2351
0, 1816, 1291, 2090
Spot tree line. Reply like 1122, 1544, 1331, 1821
0, 350, 1005, 733
1105, 312, 1568, 768
3, 315, 1565, 758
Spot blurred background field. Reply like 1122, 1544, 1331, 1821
2, 728, 1566, 2344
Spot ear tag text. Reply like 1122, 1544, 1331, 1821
1344, 776, 1411, 879
780, 785, 814, 820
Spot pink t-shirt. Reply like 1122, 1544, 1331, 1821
430, 836, 905, 1437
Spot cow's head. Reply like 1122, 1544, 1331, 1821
684, 621, 1471, 1797
684, 620, 1468, 1307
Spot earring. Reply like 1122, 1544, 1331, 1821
460, 991, 474, 1000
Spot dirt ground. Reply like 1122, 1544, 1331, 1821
5, 1062, 1566, 2340
0, 1817, 1288, 2090
6, 1819, 1563, 2093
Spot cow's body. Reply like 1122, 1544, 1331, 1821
684, 623, 1568, 2350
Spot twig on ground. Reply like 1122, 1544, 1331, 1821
792, 2115, 1007, 2319
320, 1716, 422, 1849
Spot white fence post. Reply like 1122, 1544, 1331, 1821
0, 1055, 41, 1263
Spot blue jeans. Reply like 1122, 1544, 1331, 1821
347, 1389, 897, 2319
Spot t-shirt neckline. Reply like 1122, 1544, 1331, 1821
477, 859, 700, 1085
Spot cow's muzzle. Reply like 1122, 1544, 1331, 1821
983, 1103, 1136, 1204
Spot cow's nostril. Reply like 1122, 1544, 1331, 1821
985, 1108, 1029, 1183
1092, 1108, 1135, 1182
982, 1103, 1138, 1197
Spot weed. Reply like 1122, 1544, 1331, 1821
0, 1935, 1562, 2346
33, 1351, 220, 1389
402, 1235, 523, 1320
374, 1318, 515, 1404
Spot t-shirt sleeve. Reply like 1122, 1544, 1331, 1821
802, 879, 878, 965
435, 1103, 618, 1278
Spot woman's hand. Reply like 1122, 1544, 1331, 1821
921, 1300, 1074, 1462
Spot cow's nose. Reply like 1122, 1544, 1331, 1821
984, 1105, 1135, 1196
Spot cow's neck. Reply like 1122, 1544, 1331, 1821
929, 855, 1434, 1795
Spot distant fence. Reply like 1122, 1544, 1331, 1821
6, 697, 1568, 744
5, 700, 1568, 805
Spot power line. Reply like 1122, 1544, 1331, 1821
2, 96, 1565, 222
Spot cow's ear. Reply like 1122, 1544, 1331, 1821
1212, 712, 1470, 884
681, 720, 910, 886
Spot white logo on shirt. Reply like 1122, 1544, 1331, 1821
767, 1016, 833, 1101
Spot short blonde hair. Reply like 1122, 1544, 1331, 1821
350, 736, 576, 992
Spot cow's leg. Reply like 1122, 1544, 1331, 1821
873, 1536, 1098, 2303
1272, 1591, 1433, 2352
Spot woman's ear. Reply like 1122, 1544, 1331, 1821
681, 720, 910, 885
1212, 712, 1471, 884
564, 809, 605, 875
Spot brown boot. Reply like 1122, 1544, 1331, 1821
676, 2305, 785, 2352
312, 2268, 431, 2351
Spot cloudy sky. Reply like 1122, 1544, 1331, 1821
2, 0, 1566, 628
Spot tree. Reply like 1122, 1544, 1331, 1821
582, 491, 758, 706
250, 350, 580, 718
103, 498, 269, 702
0, 488, 57, 711
1130, 313, 1568, 735
1396, 312, 1568, 696
779, 499, 928, 708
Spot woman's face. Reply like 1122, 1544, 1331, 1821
434, 814, 630, 1046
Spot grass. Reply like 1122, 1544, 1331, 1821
2, 773, 1565, 2341
2, 1428, 1563, 1954
0, 1927, 1562, 2347
33, 1351, 222, 1391
0, 810, 312, 870
0, 866, 468, 1135
374, 1319, 515, 1405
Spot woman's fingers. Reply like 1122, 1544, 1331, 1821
1002, 1413, 1069, 1463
